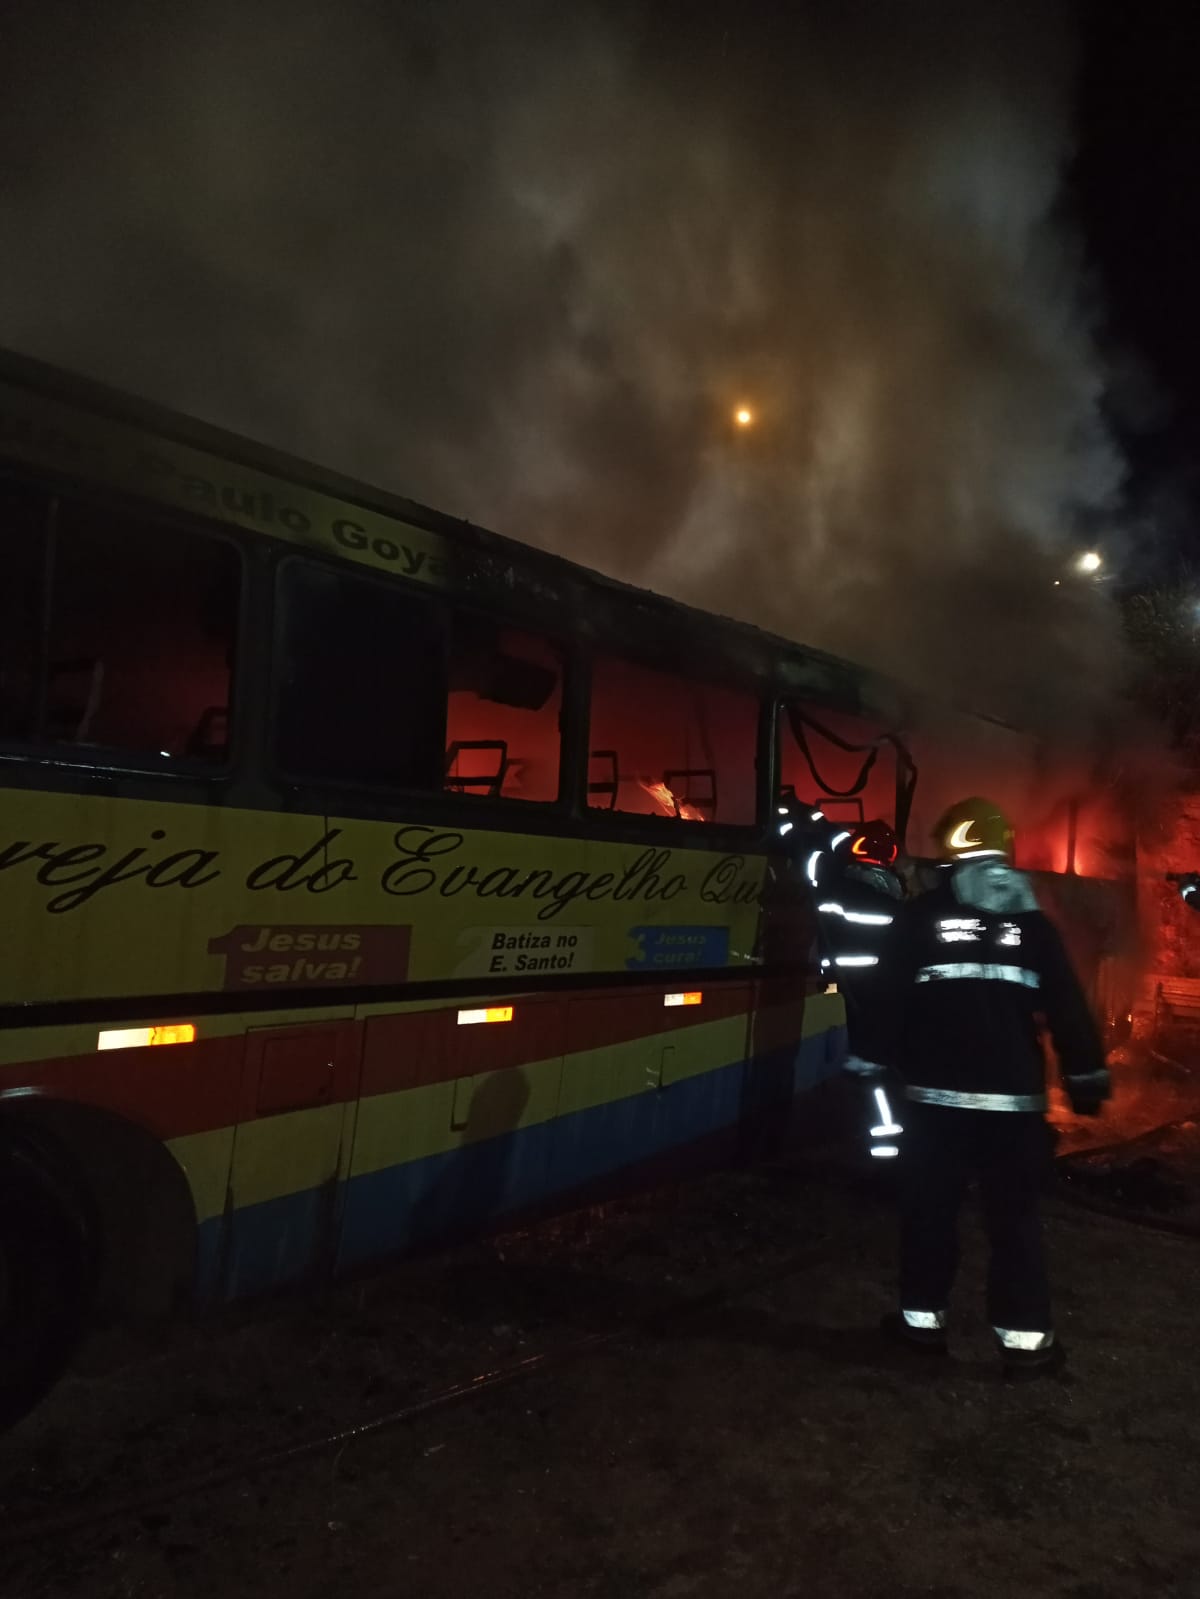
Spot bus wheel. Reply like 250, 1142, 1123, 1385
0, 1131, 98, 1430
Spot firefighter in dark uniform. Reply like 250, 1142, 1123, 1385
775, 805, 904, 1008
856, 796, 1111, 1375
775, 805, 907, 1151
813, 819, 905, 1061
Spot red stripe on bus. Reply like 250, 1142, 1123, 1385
5, 1034, 244, 1142
360, 983, 759, 1098
2, 981, 823, 1140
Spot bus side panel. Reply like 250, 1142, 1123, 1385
338, 999, 568, 1266
218, 1020, 362, 1298
336, 987, 845, 1271
1, 983, 846, 1307
544, 987, 754, 1197
752, 983, 845, 1088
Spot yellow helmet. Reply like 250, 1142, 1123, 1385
933, 796, 1014, 862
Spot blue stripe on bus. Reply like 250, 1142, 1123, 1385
195, 1025, 845, 1300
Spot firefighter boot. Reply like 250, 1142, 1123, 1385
880, 1312, 949, 1357
998, 1335, 1066, 1380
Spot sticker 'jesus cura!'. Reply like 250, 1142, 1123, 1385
206, 925, 412, 990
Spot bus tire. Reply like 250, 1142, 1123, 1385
0, 1129, 99, 1430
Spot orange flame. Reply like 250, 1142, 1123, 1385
640, 780, 704, 821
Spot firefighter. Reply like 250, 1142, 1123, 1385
775, 797, 847, 914
776, 802, 904, 973
815, 819, 905, 1058
787, 812, 909, 1158
855, 796, 1111, 1376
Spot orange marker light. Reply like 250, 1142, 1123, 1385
663, 992, 703, 1008
151, 1024, 197, 1046
98, 1023, 196, 1051
457, 1006, 515, 1026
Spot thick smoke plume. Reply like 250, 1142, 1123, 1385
0, 0, 1129, 735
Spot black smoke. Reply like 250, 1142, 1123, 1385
0, 0, 1130, 733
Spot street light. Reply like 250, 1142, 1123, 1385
1076, 551, 1102, 574
734, 406, 754, 428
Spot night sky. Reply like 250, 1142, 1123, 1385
1076, 0, 1200, 567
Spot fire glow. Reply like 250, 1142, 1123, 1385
640, 780, 704, 821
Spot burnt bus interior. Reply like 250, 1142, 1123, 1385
0, 474, 851, 838
778, 702, 918, 836
0, 484, 239, 760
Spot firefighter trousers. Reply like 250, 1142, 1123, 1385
898, 1102, 1052, 1334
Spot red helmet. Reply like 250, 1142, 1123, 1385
842, 819, 899, 868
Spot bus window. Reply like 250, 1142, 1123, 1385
445, 620, 562, 802
3, 493, 240, 762
778, 703, 897, 827
274, 559, 446, 788
587, 654, 758, 824
0, 482, 46, 743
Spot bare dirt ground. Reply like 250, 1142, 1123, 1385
1, 1137, 1199, 1599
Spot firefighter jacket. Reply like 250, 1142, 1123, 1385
856, 863, 1109, 1114
815, 859, 903, 1059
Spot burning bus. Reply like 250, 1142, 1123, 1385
0, 346, 1139, 1424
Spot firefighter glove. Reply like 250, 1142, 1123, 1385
1066, 1068, 1111, 1117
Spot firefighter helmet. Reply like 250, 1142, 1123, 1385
933, 796, 1013, 861
841, 819, 899, 868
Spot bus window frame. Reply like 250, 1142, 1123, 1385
775, 694, 911, 839
266, 549, 581, 821
0, 466, 772, 843
580, 639, 767, 836
0, 468, 249, 785
445, 603, 577, 812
